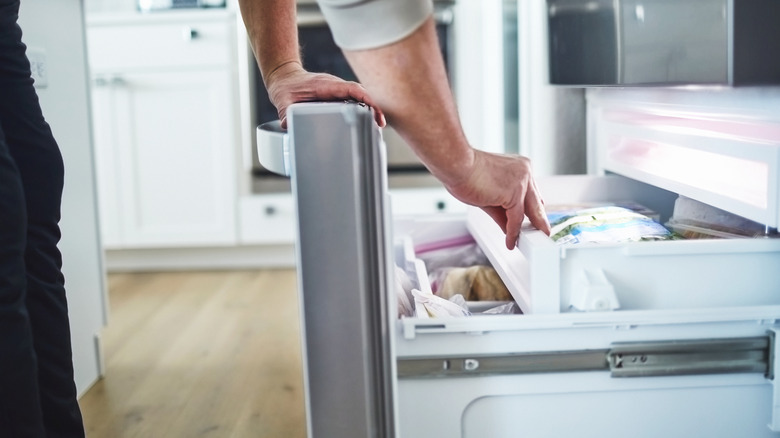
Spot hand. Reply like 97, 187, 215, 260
265, 61, 386, 129
444, 149, 551, 250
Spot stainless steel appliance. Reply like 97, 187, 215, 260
137, 0, 225, 12
547, 0, 780, 86
250, 1, 455, 193
258, 101, 780, 438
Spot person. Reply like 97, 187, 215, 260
0, 0, 86, 436
238, 0, 551, 249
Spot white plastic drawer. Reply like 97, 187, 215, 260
392, 177, 780, 438
469, 174, 780, 315
87, 18, 232, 71
588, 88, 780, 228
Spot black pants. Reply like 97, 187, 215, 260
0, 1, 85, 436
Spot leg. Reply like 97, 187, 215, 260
0, 1, 84, 436
0, 119, 46, 438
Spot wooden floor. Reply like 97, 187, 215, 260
79, 269, 307, 438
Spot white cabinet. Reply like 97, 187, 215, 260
87, 12, 239, 248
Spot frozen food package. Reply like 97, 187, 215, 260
547, 204, 674, 244
417, 241, 490, 273
435, 266, 512, 302
417, 242, 512, 301
480, 301, 521, 315
412, 289, 472, 318
666, 196, 771, 239
394, 265, 415, 318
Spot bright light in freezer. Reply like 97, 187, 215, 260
609, 138, 768, 209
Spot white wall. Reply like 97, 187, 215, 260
18, 0, 107, 397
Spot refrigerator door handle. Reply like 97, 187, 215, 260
256, 120, 290, 177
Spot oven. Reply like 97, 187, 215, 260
250, 0, 456, 193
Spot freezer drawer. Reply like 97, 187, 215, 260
259, 102, 780, 438
462, 174, 780, 315
393, 205, 780, 438
395, 306, 780, 437
587, 88, 780, 229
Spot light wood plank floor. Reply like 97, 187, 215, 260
79, 269, 307, 438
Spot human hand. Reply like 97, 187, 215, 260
443, 149, 551, 250
265, 61, 386, 129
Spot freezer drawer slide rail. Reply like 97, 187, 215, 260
608, 336, 769, 378
398, 336, 771, 379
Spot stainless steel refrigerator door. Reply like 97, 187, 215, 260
258, 102, 397, 438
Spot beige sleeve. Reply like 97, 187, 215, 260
317, 0, 434, 50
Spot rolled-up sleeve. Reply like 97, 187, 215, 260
317, 0, 433, 50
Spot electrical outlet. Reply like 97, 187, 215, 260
27, 47, 48, 89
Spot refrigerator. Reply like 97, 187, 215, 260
257, 100, 780, 438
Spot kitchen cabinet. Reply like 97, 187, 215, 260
87, 11, 239, 248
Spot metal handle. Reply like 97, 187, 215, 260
110, 76, 126, 86
93, 75, 126, 87
256, 120, 290, 177
182, 26, 199, 41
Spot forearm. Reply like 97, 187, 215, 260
343, 17, 475, 187
238, 0, 302, 85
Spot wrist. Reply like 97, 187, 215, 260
429, 141, 477, 188
263, 59, 304, 87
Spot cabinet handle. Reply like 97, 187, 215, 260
93, 76, 126, 87
182, 27, 199, 41
264, 205, 277, 216
110, 76, 126, 86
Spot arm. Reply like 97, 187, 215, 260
343, 18, 550, 248
237, 0, 385, 127
238, 0, 548, 248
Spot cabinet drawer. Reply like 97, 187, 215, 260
238, 194, 297, 245
87, 19, 232, 71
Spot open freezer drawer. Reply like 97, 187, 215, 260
394, 201, 780, 438
395, 308, 780, 438
258, 102, 780, 438
464, 174, 780, 315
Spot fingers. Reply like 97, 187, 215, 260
503, 184, 527, 250
524, 179, 551, 236
278, 109, 289, 129
313, 79, 386, 127
272, 73, 386, 129
481, 205, 518, 250
482, 206, 508, 234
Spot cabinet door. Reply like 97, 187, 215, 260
109, 69, 237, 247
91, 78, 124, 248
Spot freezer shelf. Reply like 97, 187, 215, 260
467, 174, 780, 315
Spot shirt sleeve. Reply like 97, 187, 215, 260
317, 0, 434, 50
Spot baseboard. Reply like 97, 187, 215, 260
104, 244, 297, 272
